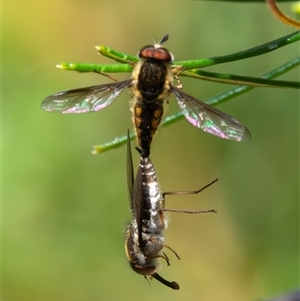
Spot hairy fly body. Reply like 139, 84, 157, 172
42, 34, 250, 156
125, 130, 217, 289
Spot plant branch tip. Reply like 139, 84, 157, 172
291, 2, 300, 14
55, 64, 63, 69
91, 146, 102, 155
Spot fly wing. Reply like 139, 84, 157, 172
133, 158, 144, 248
41, 79, 132, 113
126, 129, 134, 214
127, 130, 144, 246
171, 85, 251, 142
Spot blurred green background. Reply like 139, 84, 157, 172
3, 1, 299, 301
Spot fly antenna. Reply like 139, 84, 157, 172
159, 34, 169, 45
152, 34, 169, 48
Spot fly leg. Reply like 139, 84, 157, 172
162, 178, 218, 213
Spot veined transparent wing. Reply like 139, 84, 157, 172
41, 79, 132, 114
126, 130, 134, 214
171, 85, 251, 142
133, 158, 144, 248
126, 130, 143, 245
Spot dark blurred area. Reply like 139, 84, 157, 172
258, 289, 300, 301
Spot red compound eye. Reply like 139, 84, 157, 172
138, 46, 155, 59
152, 48, 173, 62
138, 46, 173, 62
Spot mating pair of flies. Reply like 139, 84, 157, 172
42, 34, 251, 289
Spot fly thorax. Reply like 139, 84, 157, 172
136, 60, 169, 100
